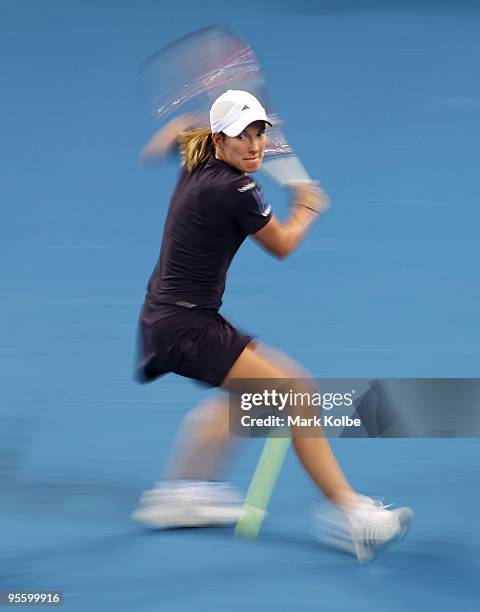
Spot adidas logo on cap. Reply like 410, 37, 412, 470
241, 104, 250, 111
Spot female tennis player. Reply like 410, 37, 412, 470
132, 90, 413, 561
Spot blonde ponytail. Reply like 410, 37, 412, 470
179, 128, 215, 171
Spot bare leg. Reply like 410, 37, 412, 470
163, 341, 357, 509
164, 395, 235, 481
162, 342, 298, 482
222, 343, 358, 509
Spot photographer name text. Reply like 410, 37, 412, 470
240, 414, 361, 428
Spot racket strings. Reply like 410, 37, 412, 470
140, 26, 296, 158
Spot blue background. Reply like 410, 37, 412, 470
1, 1, 479, 610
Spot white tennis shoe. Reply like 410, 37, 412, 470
314, 495, 414, 562
131, 480, 245, 529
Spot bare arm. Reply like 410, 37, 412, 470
253, 183, 329, 259
140, 114, 201, 161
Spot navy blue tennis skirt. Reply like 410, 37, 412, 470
136, 300, 254, 388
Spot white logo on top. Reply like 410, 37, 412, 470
237, 181, 256, 192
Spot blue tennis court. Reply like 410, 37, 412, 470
1, 1, 479, 610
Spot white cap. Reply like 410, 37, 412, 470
209, 90, 272, 137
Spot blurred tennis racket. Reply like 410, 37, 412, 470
139, 25, 311, 186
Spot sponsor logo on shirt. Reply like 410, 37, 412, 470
251, 186, 272, 217
260, 203, 272, 217
237, 181, 256, 193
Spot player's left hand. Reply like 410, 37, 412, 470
140, 113, 204, 160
